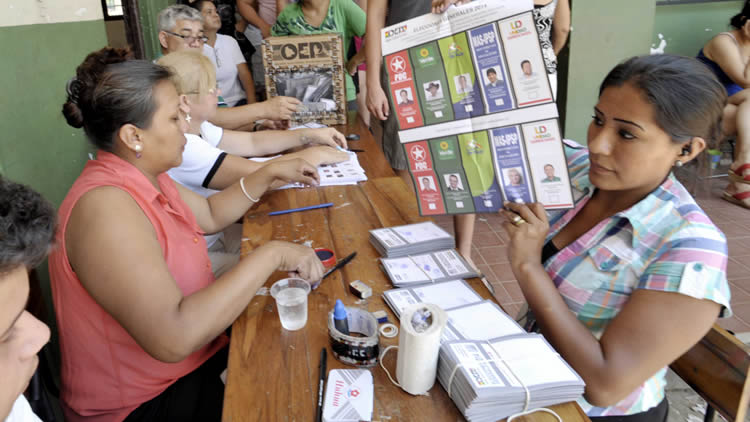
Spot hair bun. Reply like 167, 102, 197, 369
62, 101, 84, 128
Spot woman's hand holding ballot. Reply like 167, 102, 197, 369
500, 201, 550, 275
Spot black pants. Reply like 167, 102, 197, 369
589, 398, 669, 422
124, 347, 228, 422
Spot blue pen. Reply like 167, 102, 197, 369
268, 202, 334, 216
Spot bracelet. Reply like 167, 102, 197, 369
239, 176, 260, 203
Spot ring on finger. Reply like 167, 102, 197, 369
511, 215, 527, 226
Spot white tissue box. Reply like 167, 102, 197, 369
323, 369, 373, 422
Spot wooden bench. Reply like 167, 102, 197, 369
670, 324, 750, 421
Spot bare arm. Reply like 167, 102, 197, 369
347, 44, 367, 76
516, 262, 719, 406
365, 0, 389, 120
209, 96, 301, 129
237, 63, 257, 104
276, 0, 289, 16
237, 0, 272, 38
551, 0, 570, 55
217, 127, 347, 156
196, 158, 320, 232
502, 202, 721, 406
65, 186, 323, 363
705, 32, 750, 88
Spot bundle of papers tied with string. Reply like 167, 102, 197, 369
439, 301, 585, 422
437, 334, 585, 422
380, 249, 478, 287
369, 222, 454, 258
381, 289, 586, 422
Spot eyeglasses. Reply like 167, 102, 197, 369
164, 30, 208, 44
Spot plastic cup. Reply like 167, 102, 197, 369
270, 278, 311, 331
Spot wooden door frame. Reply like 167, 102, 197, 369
122, 0, 145, 59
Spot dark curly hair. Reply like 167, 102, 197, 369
731, 0, 750, 29
62, 47, 172, 151
0, 177, 56, 275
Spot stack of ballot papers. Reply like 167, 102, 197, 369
369, 222, 454, 257
381, 290, 586, 421
380, 249, 478, 287
251, 151, 367, 188
437, 334, 585, 422
437, 301, 584, 421
382, 279, 482, 318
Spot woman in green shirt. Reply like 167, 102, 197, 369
272, 0, 367, 108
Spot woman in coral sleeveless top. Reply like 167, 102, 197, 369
50, 47, 325, 422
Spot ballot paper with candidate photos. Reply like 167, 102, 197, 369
380, 249, 478, 287
380, 0, 573, 216
382, 279, 483, 318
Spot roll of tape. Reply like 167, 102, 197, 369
396, 303, 447, 395
379, 323, 398, 338
328, 307, 380, 367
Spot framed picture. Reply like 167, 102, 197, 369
262, 33, 347, 125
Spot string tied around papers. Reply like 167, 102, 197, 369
379, 303, 447, 396
407, 255, 436, 283
328, 307, 379, 367
445, 341, 562, 422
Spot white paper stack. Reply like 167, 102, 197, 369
437, 334, 585, 422
369, 222, 454, 257
384, 297, 585, 422
380, 249, 478, 287
382, 279, 483, 318
437, 301, 584, 422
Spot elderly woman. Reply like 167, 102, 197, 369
157, 50, 347, 275
0, 178, 56, 422
157, 4, 300, 129
502, 54, 731, 421
51, 47, 326, 421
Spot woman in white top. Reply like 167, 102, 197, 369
157, 50, 348, 275
197, 1, 256, 106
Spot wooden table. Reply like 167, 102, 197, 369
222, 115, 590, 422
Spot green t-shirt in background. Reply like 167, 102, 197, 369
272, 0, 366, 102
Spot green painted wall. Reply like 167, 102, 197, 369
0, 20, 106, 206
140, 0, 176, 60
1, 19, 107, 367
560, 0, 656, 144
652, 1, 743, 57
